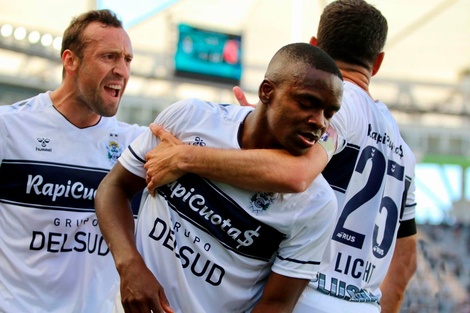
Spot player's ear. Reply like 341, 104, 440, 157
62, 49, 79, 76
372, 52, 384, 77
258, 79, 274, 104
309, 36, 318, 46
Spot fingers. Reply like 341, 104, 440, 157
149, 123, 165, 139
149, 124, 182, 145
159, 292, 175, 313
146, 175, 156, 197
144, 176, 158, 198
232, 86, 248, 106
233, 86, 257, 108
121, 290, 173, 313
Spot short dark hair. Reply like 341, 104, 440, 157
267, 42, 343, 83
61, 9, 123, 59
317, 0, 388, 70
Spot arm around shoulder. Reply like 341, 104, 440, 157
146, 135, 328, 194
146, 124, 328, 193
180, 145, 327, 193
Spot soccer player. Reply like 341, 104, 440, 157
0, 10, 145, 312
95, 43, 343, 313
144, 1, 417, 312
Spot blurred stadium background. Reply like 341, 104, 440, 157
0, 0, 469, 311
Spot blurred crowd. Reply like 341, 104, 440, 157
400, 222, 470, 312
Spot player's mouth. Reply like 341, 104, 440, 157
299, 131, 320, 146
104, 84, 122, 98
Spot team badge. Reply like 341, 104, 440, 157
107, 140, 122, 164
249, 192, 275, 214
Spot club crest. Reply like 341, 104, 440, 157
250, 192, 275, 214
107, 140, 123, 164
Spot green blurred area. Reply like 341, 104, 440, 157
422, 154, 470, 168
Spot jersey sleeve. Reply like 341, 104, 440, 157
0, 116, 6, 162
0, 93, 52, 115
271, 180, 337, 279
318, 125, 338, 161
400, 149, 417, 232
329, 84, 358, 155
118, 98, 199, 178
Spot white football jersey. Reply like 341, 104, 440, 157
0, 92, 146, 313
117, 98, 338, 313
0, 92, 53, 114
295, 81, 417, 311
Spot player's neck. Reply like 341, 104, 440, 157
239, 108, 272, 150
336, 61, 374, 100
50, 86, 101, 128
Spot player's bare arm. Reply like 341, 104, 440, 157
251, 272, 310, 313
379, 235, 417, 313
145, 124, 328, 194
95, 163, 174, 313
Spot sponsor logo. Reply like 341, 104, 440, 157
30, 230, 109, 255
26, 174, 97, 202
164, 180, 262, 249
36, 137, 52, 152
149, 218, 224, 286
311, 252, 379, 302
0, 161, 104, 210
314, 271, 380, 303
367, 124, 404, 158
192, 136, 206, 146
157, 174, 286, 261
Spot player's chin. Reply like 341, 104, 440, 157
287, 138, 314, 156
99, 104, 119, 117
103, 96, 121, 113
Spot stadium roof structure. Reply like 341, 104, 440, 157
1, 0, 469, 88
0, 0, 469, 126
0, 0, 469, 224
1, 0, 469, 149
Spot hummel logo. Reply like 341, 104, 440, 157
192, 137, 206, 146
37, 138, 50, 147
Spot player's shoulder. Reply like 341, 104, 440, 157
341, 82, 370, 109
161, 98, 251, 123
116, 121, 147, 138
175, 98, 246, 113
289, 173, 337, 212
100, 116, 147, 140
333, 82, 371, 124
0, 92, 52, 115
305, 173, 336, 199
114, 119, 146, 132
342, 81, 364, 98
168, 98, 215, 110
283, 173, 338, 227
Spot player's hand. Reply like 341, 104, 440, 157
233, 86, 256, 108
145, 124, 185, 196
119, 258, 174, 313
